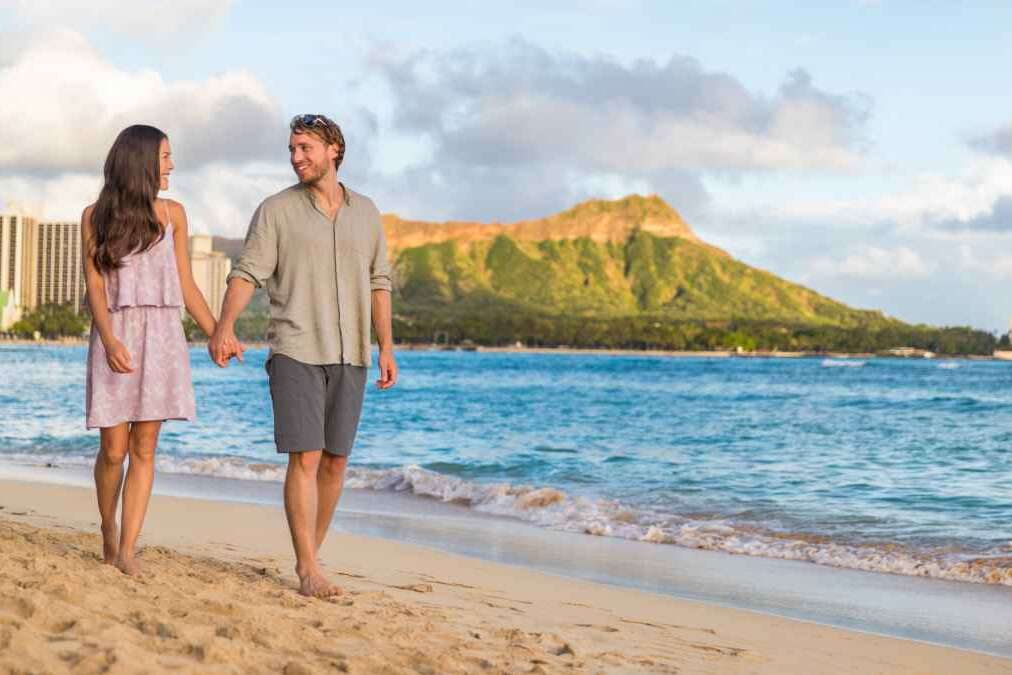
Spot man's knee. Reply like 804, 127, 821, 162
289, 450, 323, 474
319, 453, 348, 477
319, 453, 348, 469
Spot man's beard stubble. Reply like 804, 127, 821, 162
296, 161, 329, 185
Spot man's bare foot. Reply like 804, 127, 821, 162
100, 522, 119, 564
297, 570, 342, 598
115, 555, 142, 576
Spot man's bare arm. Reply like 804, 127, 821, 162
208, 278, 257, 367
371, 289, 397, 388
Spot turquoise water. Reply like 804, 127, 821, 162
1, 345, 1010, 585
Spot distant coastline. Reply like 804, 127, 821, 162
2, 338, 1007, 361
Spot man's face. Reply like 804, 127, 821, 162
289, 131, 337, 185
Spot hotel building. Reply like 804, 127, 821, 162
189, 234, 231, 318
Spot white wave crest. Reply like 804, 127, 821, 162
3, 454, 1009, 586
340, 464, 1011, 587
821, 359, 866, 368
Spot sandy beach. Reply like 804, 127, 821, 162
1, 479, 1008, 674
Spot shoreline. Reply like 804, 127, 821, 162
1, 478, 1010, 673
5, 455, 1010, 590
3, 465, 1012, 661
1, 339, 1007, 360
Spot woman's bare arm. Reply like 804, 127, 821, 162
82, 206, 133, 373
168, 200, 217, 339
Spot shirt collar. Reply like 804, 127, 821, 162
300, 181, 352, 208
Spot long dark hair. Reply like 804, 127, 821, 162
91, 125, 167, 272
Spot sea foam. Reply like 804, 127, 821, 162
11, 452, 1006, 587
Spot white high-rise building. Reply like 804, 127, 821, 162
1, 215, 90, 329
28, 221, 86, 314
0, 212, 36, 330
189, 234, 231, 318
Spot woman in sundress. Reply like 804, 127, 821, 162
82, 124, 221, 575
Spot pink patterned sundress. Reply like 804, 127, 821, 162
85, 207, 196, 429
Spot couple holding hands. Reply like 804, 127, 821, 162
83, 114, 396, 597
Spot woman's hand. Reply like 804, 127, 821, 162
104, 338, 135, 373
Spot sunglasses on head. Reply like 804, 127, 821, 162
291, 114, 333, 129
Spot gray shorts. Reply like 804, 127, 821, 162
266, 353, 367, 456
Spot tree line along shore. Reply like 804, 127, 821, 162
3, 302, 1007, 358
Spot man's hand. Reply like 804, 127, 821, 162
208, 325, 245, 368
376, 348, 398, 389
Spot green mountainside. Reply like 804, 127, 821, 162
393, 228, 889, 327
385, 195, 888, 328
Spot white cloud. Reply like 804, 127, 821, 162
725, 157, 1012, 234
0, 161, 296, 236
377, 43, 869, 175
955, 243, 1012, 282
165, 163, 293, 238
0, 172, 102, 221
365, 40, 871, 221
806, 245, 933, 281
0, 29, 284, 173
968, 122, 1012, 158
0, 0, 234, 35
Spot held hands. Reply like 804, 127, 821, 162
377, 347, 398, 390
208, 325, 246, 368
104, 338, 134, 373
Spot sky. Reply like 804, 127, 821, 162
2, 0, 1012, 331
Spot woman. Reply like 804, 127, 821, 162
82, 125, 217, 575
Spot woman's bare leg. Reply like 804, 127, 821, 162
94, 424, 130, 564
116, 420, 162, 575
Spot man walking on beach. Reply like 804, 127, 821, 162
209, 114, 397, 597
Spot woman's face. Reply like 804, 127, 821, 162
159, 138, 173, 191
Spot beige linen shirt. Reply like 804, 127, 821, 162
227, 183, 392, 366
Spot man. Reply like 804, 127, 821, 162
209, 114, 397, 597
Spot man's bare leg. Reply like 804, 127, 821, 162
315, 452, 348, 552
284, 450, 340, 597
116, 420, 161, 576
94, 424, 129, 564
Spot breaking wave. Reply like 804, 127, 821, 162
7, 451, 1006, 587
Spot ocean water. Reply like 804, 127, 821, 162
1, 345, 1010, 587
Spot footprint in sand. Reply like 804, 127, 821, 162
574, 623, 620, 633
482, 601, 524, 614
412, 574, 477, 590
390, 583, 434, 593
481, 594, 533, 606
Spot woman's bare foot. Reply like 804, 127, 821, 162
297, 569, 342, 598
115, 555, 142, 576
100, 521, 119, 564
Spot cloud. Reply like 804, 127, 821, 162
0, 161, 296, 236
0, 0, 234, 35
0, 29, 284, 174
376, 41, 870, 174
968, 122, 1012, 158
717, 157, 1012, 236
166, 163, 294, 238
365, 39, 870, 221
956, 243, 1012, 282
806, 246, 933, 281
934, 195, 1012, 232
0, 172, 102, 220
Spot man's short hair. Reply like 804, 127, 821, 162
290, 114, 346, 171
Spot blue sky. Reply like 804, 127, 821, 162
2, 1, 1012, 331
